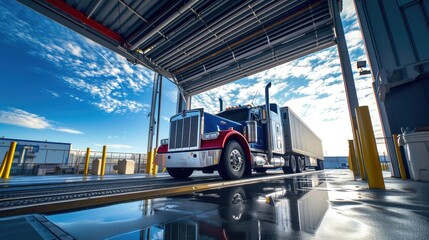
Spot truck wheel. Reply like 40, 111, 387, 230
219, 187, 247, 222
283, 156, 296, 174
167, 168, 194, 179
296, 156, 303, 173
218, 140, 245, 180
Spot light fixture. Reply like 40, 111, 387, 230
357, 60, 371, 76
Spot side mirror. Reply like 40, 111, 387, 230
245, 120, 258, 143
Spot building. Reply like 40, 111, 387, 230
0, 138, 72, 175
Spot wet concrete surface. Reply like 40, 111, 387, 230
1, 169, 428, 239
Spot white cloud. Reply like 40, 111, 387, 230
0, 3, 153, 115
0, 108, 51, 129
341, 0, 357, 21
66, 42, 83, 57
94, 143, 134, 149
42, 88, 59, 98
53, 127, 83, 135
0, 108, 83, 134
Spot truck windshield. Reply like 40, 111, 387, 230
217, 109, 249, 122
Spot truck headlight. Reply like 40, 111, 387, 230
160, 139, 169, 145
202, 132, 220, 140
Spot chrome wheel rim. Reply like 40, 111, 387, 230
229, 149, 243, 172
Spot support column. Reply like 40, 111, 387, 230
146, 73, 161, 174
155, 77, 163, 148
331, 0, 361, 178
176, 89, 192, 113
151, 76, 163, 175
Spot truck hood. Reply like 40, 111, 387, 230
204, 112, 243, 133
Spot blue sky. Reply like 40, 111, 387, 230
0, 0, 382, 156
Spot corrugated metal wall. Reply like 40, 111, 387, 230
355, 0, 429, 132
355, 0, 429, 177
359, 0, 429, 83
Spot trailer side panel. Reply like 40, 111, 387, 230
280, 107, 324, 160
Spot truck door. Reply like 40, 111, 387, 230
270, 110, 284, 154
249, 108, 264, 151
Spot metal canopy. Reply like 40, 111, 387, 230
18, 0, 341, 96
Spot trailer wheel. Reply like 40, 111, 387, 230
218, 140, 245, 180
315, 159, 324, 170
283, 156, 296, 174
167, 168, 194, 179
296, 156, 304, 173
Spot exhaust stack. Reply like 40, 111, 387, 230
265, 82, 273, 161
219, 98, 223, 112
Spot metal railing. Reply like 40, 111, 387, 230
0, 146, 147, 176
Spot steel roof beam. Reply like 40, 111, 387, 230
172, 0, 325, 76
176, 17, 331, 85
152, 0, 266, 65
184, 29, 334, 95
156, 0, 291, 68
175, 6, 330, 80
130, 0, 200, 50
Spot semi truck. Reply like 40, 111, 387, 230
156, 82, 324, 180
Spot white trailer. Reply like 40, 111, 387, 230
280, 107, 324, 171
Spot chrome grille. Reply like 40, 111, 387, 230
169, 112, 201, 151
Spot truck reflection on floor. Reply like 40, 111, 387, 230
140, 177, 329, 240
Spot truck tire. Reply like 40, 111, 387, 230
283, 155, 296, 174
218, 140, 245, 180
219, 187, 247, 222
296, 156, 304, 173
167, 168, 194, 179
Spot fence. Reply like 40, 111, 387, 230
0, 146, 147, 176
375, 137, 391, 172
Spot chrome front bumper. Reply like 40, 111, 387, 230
156, 149, 222, 168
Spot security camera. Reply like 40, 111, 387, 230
357, 60, 366, 69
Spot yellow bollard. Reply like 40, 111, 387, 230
2, 142, 17, 179
145, 150, 153, 174
100, 145, 107, 176
354, 130, 366, 180
84, 147, 91, 176
348, 140, 359, 178
348, 150, 352, 171
392, 134, 407, 180
151, 148, 159, 175
0, 152, 9, 177
355, 106, 385, 189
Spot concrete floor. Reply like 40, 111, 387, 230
0, 169, 428, 239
